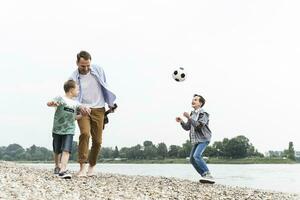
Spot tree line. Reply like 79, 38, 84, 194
0, 135, 296, 161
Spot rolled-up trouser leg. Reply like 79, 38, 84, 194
89, 108, 105, 166
77, 115, 91, 164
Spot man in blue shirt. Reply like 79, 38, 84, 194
69, 51, 116, 176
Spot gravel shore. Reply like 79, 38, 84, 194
0, 162, 298, 200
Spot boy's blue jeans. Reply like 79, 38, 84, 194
190, 141, 210, 176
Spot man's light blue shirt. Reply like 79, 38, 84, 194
69, 64, 116, 106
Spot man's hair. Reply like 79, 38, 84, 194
64, 80, 76, 93
77, 50, 92, 62
194, 94, 205, 107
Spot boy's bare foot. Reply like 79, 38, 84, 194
87, 165, 96, 177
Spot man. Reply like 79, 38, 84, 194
176, 94, 214, 184
69, 50, 116, 176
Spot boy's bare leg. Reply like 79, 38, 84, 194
59, 151, 70, 172
54, 153, 61, 168
76, 163, 87, 177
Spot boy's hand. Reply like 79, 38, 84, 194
183, 112, 191, 119
86, 107, 91, 115
47, 101, 59, 107
176, 117, 183, 123
75, 114, 83, 120
79, 106, 91, 116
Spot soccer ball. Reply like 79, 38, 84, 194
172, 67, 186, 82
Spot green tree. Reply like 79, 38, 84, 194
133, 145, 144, 159
178, 147, 186, 158
128, 145, 144, 159
39, 147, 52, 161
287, 141, 295, 160
181, 140, 192, 158
0, 146, 5, 159
26, 145, 37, 160
100, 147, 114, 159
28, 146, 52, 161
113, 146, 119, 158
168, 145, 181, 158
224, 136, 250, 158
119, 145, 144, 160
2, 154, 11, 161
144, 144, 157, 159
203, 145, 218, 157
157, 143, 168, 159
4, 144, 25, 160
119, 147, 129, 158
212, 139, 229, 157
143, 141, 153, 147
25, 145, 52, 161
23, 152, 32, 160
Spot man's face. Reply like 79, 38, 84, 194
192, 96, 202, 109
77, 58, 91, 75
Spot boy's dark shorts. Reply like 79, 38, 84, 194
52, 133, 73, 154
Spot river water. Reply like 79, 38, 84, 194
23, 163, 300, 194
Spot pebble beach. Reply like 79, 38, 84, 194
0, 162, 298, 200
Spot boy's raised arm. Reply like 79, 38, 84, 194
47, 101, 59, 107
47, 96, 62, 107
78, 105, 91, 116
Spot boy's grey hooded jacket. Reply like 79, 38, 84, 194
180, 109, 212, 144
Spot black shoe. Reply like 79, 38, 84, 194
54, 167, 60, 175
58, 170, 72, 179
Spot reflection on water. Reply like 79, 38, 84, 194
23, 163, 300, 194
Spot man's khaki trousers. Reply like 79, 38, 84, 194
77, 108, 105, 166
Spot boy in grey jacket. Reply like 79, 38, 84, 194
176, 94, 215, 184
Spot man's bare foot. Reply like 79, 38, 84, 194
76, 163, 87, 177
87, 165, 96, 177
76, 170, 87, 177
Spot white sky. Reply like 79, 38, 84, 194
1, 0, 300, 153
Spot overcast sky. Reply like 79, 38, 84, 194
1, 0, 300, 153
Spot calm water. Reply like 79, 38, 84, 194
23, 163, 300, 194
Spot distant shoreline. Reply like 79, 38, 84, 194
0, 161, 298, 200
14, 157, 299, 164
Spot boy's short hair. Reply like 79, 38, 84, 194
77, 50, 92, 62
194, 94, 205, 107
64, 80, 76, 93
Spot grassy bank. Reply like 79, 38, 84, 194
13, 157, 298, 164
98, 158, 189, 164
207, 157, 297, 164
98, 157, 298, 164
